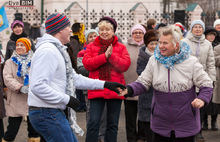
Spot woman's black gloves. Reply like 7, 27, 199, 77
104, 81, 126, 94
67, 96, 80, 110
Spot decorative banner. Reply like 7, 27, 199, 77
0, 6, 9, 32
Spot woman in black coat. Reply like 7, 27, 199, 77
136, 29, 158, 142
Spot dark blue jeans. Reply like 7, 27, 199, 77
29, 108, 78, 142
86, 98, 122, 142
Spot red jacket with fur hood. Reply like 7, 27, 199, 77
83, 36, 131, 99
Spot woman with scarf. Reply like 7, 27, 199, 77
123, 24, 146, 142
182, 20, 216, 142
2, 38, 40, 142
68, 22, 86, 64
5, 20, 35, 61
83, 17, 131, 142
118, 25, 213, 142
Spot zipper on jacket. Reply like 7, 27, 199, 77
195, 39, 200, 57
168, 69, 174, 130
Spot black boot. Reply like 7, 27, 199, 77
211, 114, 218, 131
196, 130, 205, 142
202, 115, 208, 130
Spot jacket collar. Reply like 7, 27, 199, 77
127, 37, 145, 47
186, 31, 205, 43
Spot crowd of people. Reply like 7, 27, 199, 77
0, 12, 220, 142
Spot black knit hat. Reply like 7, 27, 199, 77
99, 17, 117, 32
144, 29, 159, 46
204, 26, 218, 36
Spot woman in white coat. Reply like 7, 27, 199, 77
182, 20, 216, 141
119, 25, 213, 142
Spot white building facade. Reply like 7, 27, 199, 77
0, 0, 161, 51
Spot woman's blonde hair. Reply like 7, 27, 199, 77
160, 25, 182, 47
98, 21, 114, 31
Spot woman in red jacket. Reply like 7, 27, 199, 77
83, 17, 131, 142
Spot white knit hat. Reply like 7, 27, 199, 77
190, 20, 205, 31
213, 19, 220, 28
85, 29, 99, 41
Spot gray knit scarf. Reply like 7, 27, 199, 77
54, 43, 84, 136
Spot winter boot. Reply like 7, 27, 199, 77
202, 115, 208, 130
28, 137, 40, 142
211, 114, 218, 131
196, 130, 205, 142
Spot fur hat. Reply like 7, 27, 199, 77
141, 24, 148, 31
11, 20, 24, 30
214, 19, 220, 28
99, 17, 117, 32
144, 29, 159, 46
190, 20, 205, 31
204, 26, 218, 36
45, 13, 70, 35
16, 37, 32, 52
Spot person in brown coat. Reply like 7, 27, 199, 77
66, 22, 87, 112
124, 24, 146, 142
2, 38, 40, 142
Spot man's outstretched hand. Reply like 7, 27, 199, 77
104, 81, 126, 94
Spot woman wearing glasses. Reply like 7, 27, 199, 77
123, 24, 146, 142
